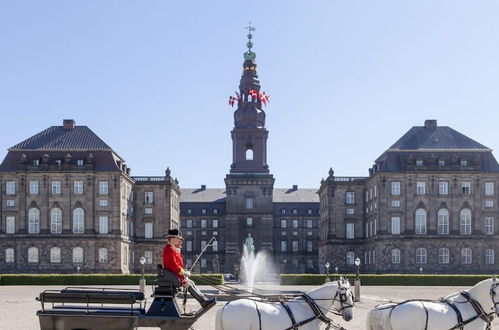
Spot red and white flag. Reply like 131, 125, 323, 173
260, 91, 270, 106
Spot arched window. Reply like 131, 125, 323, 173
51, 208, 62, 234
460, 209, 471, 234
28, 208, 40, 234
72, 247, 83, 263
486, 249, 495, 265
144, 251, 153, 264
245, 149, 254, 160
28, 247, 39, 263
438, 248, 449, 264
98, 248, 108, 263
73, 208, 84, 234
50, 247, 61, 263
416, 248, 427, 264
461, 248, 472, 264
5, 248, 14, 263
437, 209, 449, 234
415, 209, 427, 234
346, 251, 355, 265
391, 249, 401, 264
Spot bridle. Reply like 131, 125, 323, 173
330, 285, 354, 315
490, 282, 499, 315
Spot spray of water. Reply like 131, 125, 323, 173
240, 244, 277, 288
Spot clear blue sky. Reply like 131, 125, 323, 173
1, 1, 499, 189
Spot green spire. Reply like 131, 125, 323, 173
244, 22, 256, 61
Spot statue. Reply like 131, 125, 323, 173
212, 255, 220, 273
244, 233, 255, 254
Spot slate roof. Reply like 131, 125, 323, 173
180, 188, 319, 203
9, 126, 112, 150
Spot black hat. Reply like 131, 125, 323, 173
167, 228, 183, 240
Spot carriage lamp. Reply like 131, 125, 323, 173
324, 262, 330, 283
139, 256, 146, 293
354, 258, 361, 302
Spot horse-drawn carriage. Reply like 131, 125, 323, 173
36, 265, 215, 330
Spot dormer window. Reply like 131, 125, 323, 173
55, 159, 62, 165
438, 159, 445, 166
33, 160, 40, 166
416, 159, 423, 166
77, 159, 84, 166
460, 159, 468, 166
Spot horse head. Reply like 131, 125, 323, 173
331, 278, 354, 321
491, 275, 499, 316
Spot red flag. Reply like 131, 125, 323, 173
228, 96, 235, 107
249, 89, 258, 99
260, 91, 270, 106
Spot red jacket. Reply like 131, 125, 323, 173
163, 244, 186, 283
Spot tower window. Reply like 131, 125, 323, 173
246, 149, 254, 160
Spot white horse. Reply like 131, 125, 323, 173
366, 277, 499, 330
215, 278, 354, 330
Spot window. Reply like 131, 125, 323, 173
439, 182, 448, 195
213, 208, 218, 214
391, 249, 400, 264
485, 217, 494, 235
99, 216, 108, 234
5, 248, 14, 263
485, 200, 494, 207
486, 249, 495, 264
52, 181, 61, 195
29, 181, 39, 195
50, 247, 61, 263
145, 223, 153, 238
391, 182, 400, 195
144, 251, 153, 264
346, 208, 354, 215
391, 217, 400, 235
77, 159, 84, 166
438, 159, 445, 166
460, 159, 468, 166
306, 241, 313, 252
6, 216, 15, 234
201, 209, 206, 214
99, 248, 109, 263
281, 241, 287, 252
72, 247, 83, 263
460, 209, 471, 234
461, 248, 472, 264
245, 198, 254, 209
186, 219, 192, 228
246, 149, 253, 160
346, 252, 355, 265
213, 230, 218, 236
461, 182, 471, 195
50, 208, 62, 234
416, 159, 423, 166
246, 217, 253, 226
99, 181, 109, 195
346, 192, 355, 204
307, 259, 314, 269
33, 159, 40, 166
306, 219, 313, 228
212, 240, 218, 252
439, 248, 450, 264
416, 248, 427, 264
187, 209, 192, 214
346, 223, 355, 239
201, 219, 207, 228
292, 208, 298, 214
28, 247, 38, 263
415, 208, 427, 234
28, 208, 40, 234
72, 208, 84, 233
145, 192, 154, 204
99, 199, 108, 207
281, 219, 287, 228
281, 208, 286, 214
485, 182, 494, 196
307, 209, 313, 215
292, 241, 299, 252
145, 208, 153, 215
437, 209, 449, 234
6, 181, 15, 195
200, 258, 207, 268
6, 200, 14, 207
186, 240, 192, 252
416, 182, 426, 195
391, 200, 400, 207
292, 219, 299, 228
201, 241, 207, 250
212, 219, 219, 228
74, 181, 84, 194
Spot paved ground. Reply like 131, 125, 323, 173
1, 284, 498, 329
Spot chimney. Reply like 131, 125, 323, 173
292, 185, 298, 190
424, 119, 437, 131
63, 119, 75, 130
201, 185, 206, 190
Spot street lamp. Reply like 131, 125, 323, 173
139, 256, 146, 293
334, 266, 338, 281
324, 262, 330, 283
354, 257, 361, 302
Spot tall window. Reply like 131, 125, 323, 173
50, 247, 61, 263
486, 249, 495, 264
292, 219, 299, 228
281, 241, 287, 252
460, 208, 472, 234
201, 241, 207, 250
439, 181, 448, 195
6, 181, 15, 195
212, 240, 218, 252
6, 216, 15, 234
29, 181, 39, 195
391, 249, 400, 264
50, 208, 62, 234
391, 217, 400, 235
144, 251, 153, 264
185, 219, 192, 228
346, 223, 355, 239
281, 219, 287, 228
391, 182, 400, 195
145, 192, 154, 204
201, 219, 207, 228
416, 182, 426, 195
145, 223, 153, 238
99, 248, 108, 263
246, 217, 253, 226
99, 181, 109, 195
461, 182, 471, 195
416, 248, 427, 264
99, 216, 108, 234
5, 248, 14, 263
51, 181, 61, 195
346, 251, 355, 265
28, 247, 38, 263
461, 248, 472, 264
346, 192, 355, 204
437, 209, 449, 235
439, 248, 450, 264
28, 208, 40, 234
73, 247, 83, 263
186, 240, 192, 252
74, 180, 84, 194
212, 219, 219, 228
485, 217, 494, 235
306, 240, 313, 252
415, 208, 427, 234
485, 182, 494, 196
245, 198, 254, 209
246, 149, 253, 160
306, 219, 313, 228
72, 208, 84, 233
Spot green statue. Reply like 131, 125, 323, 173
244, 233, 255, 254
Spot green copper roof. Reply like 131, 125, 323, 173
244, 23, 256, 60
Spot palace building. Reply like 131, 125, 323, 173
1, 31, 498, 275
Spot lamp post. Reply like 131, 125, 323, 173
324, 262, 330, 283
354, 257, 361, 302
335, 266, 338, 281
139, 256, 146, 293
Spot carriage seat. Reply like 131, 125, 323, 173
155, 264, 182, 296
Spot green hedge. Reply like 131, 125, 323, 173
0, 273, 224, 286
280, 274, 492, 286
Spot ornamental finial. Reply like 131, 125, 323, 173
244, 22, 256, 61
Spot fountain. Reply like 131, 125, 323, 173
240, 233, 277, 288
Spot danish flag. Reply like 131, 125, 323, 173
260, 91, 270, 106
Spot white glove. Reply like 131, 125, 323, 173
184, 270, 191, 277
